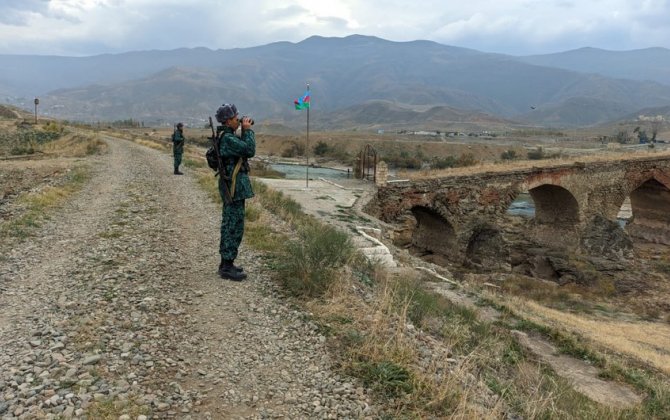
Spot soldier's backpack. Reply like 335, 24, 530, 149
206, 126, 223, 171
206, 145, 219, 171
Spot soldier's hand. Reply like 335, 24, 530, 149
241, 117, 252, 130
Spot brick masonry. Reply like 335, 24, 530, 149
365, 156, 670, 263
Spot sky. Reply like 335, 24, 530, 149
0, 0, 669, 57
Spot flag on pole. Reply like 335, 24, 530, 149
294, 91, 310, 110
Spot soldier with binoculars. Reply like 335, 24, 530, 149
213, 103, 256, 281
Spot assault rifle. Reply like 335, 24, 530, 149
208, 116, 232, 204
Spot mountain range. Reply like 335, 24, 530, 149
1, 35, 670, 129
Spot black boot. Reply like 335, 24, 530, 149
218, 258, 243, 273
219, 260, 246, 281
174, 167, 183, 175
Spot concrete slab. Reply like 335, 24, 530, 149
256, 177, 397, 267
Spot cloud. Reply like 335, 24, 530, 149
263, 5, 309, 21
0, 0, 84, 26
0, 0, 669, 56
0, 0, 51, 25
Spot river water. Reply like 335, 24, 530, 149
507, 193, 631, 227
269, 163, 350, 180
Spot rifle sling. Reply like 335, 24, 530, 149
229, 159, 243, 198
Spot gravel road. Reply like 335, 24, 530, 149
0, 136, 376, 419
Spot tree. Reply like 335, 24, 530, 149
650, 119, 661, 143
638, 130, 649, 144
313, 141, 330, 156
615, 129, 631, 144
527, 147, 545, 160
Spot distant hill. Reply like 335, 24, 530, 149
517, 97, 634, 128
3, 36, 670, 128
317, 100, 515, 131
518, 47, 670, 86
42, 67, 281, 127
613, 105, 670, 124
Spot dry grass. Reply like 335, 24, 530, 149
87, 398, 149, 419
309, 270, 496, 418
0, 166, 91, 238
403, 147, 670, 179
311, 268, 645, 418
134, 137, 170, 152
40, 133, 107, 156
507, 298, 670, 375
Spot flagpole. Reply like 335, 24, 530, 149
305, 83, 310, 189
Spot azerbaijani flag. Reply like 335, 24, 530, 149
294, 91, 310, 110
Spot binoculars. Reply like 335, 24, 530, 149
238, 116, 254, 125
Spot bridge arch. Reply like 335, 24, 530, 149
626, 176, 670, 244
410, 206, 458, 260
528, 184, 580, 226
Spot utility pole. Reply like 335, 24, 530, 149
34, 98, 39, 124
305, 83, 310, 188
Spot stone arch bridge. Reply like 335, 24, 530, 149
365, 156, 670, 267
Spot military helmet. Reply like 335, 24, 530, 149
176, 122, 184, 128
215, 103, 238, 123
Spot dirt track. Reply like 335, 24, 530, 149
0, 136, 376, 418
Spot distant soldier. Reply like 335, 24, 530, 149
215, 103, 255, 281
172, 122, 185, 175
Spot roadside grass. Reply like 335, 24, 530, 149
134, 138, 170, 152
0, 166, 91, 238
277, 222, 357, 297
251, 179, 304, 222
195, 170, 221, 203
183, 157, 205, 169
41, 133, 107, 156
87, 398, 149, 419
245, 204, 288, 253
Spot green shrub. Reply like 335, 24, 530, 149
352, 361, 412, 398
313, 141, 331, 156
527, 147, 545, 160
457, 152, 477, 167
431, 156, 458, 169
501, 150, 517, 160
43, 121, 65, 134
278, 223, 355, 297
281, 141, 305, 157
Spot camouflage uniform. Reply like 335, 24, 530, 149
218, 125, 255, 262
172, 126, 185, 174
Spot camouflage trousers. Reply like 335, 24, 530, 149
173, 152, 183, 170
219, 199, 246, 261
